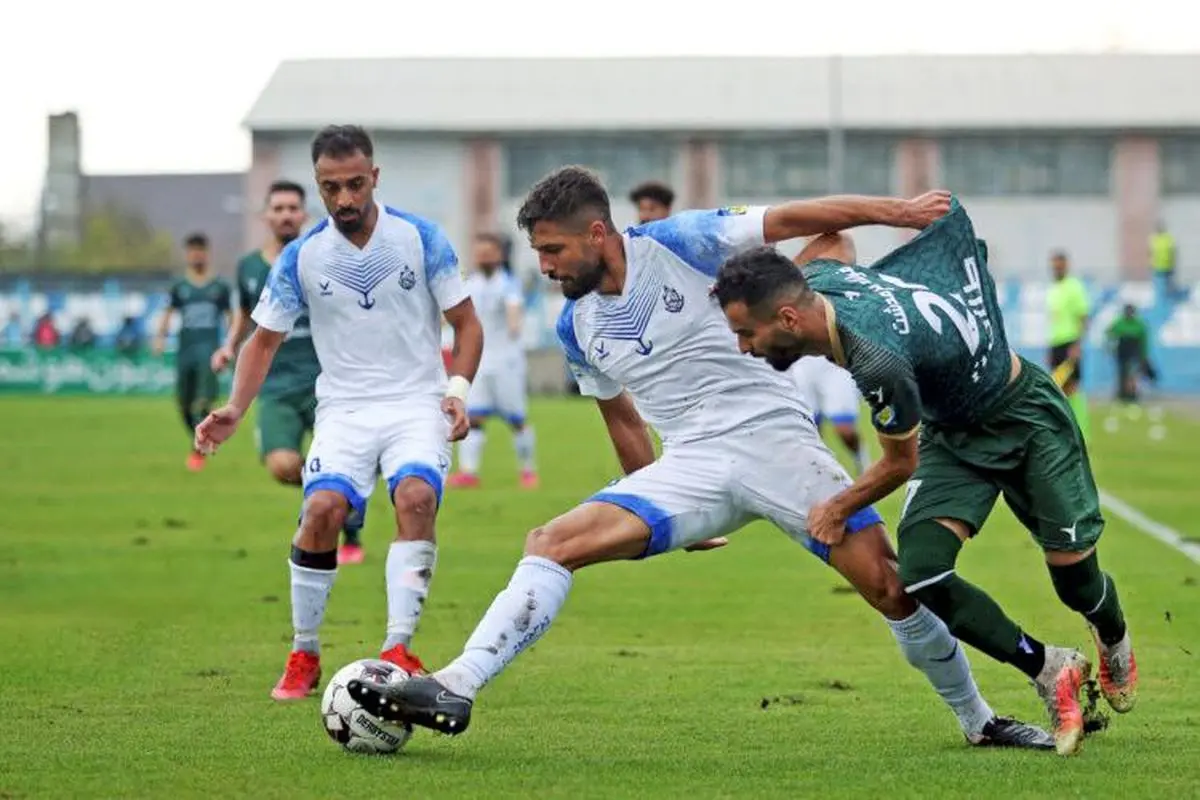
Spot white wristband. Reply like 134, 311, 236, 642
445, 375, 471, 403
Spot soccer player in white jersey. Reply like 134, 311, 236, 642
193, 125, 483, 700
349, 166, 1052, 750
448, 232, 539, 489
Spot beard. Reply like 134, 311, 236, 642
557, 257, 606, 300
277, 230, 299, 246
334, 209, 364, 233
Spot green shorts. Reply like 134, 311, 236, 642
176, 360, 219, 407
898, 356, 1103, 552
255, 390, 317, 459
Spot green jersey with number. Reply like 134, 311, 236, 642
236, 250, 321, 398
804, 199, 1010, 437
169, 277, 232, 364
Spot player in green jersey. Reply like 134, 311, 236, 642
154, 232, 232, 471
212, 180, 365, 565
711, 197, 1137, 757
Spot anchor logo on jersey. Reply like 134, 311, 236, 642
662, 286, 684, 313
398, 266, 417, 291
633, 337, 654, 356
319, 279, 333, 297
323, 252, 404, 310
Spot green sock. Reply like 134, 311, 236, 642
1049, 552, 1127, 646
1068, 391, 1091, 440
342, 528, 361, 547
901, 520, 1047, 679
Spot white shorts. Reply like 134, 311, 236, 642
468, 366, 528, 424
790, 356, 861, 427
588, 411, 883, 562
301, 400, 451, 529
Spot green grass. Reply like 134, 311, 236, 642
2, 396, 1199, 799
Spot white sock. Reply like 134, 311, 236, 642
886, 605, 994, 739
436, 555, 572, 699
513, 425, 536, 472
290, 560, 337, 654
382, 540, 438, 652
459, 428, 485, 474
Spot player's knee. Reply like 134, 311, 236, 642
834, 425, 859, 447
857, 557, 913, 618
392, 479, 438, 521
523, 524, 592, 571
897, 520, 964, 612
301, 492, 349, 538
265, 451, 303, 485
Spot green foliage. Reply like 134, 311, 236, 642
0, 203, 177, 273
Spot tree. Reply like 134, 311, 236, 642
0, 222, 36, 271
49, 203, 176, 272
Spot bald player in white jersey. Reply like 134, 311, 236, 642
194, 125, 483, 701
348, 166, 1052, 751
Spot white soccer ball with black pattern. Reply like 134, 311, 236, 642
321, 659, 413, 755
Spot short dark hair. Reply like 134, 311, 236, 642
183, 232, 209, 249
310, 124, 374, 164
517, 165, 613, 233
711, 246, 813, 314
629, 180, 675, 208
267, 179, 306, 203
474, 231, 507, 250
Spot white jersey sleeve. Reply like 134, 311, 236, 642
415, 218, 467, 312
251, 239, 305, 333
633, 205, 768, 278
556, 300, 622, 400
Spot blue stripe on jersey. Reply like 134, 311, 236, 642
383, 206, 459, 284
627, 209, 735, 278
555, 299, 587, 368
266, 218, 328, 311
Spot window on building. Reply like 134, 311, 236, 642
1161, 136, 1200, 195
719, 134, 895, 197
503, 137, 677, 199
940, 136, 1112, 196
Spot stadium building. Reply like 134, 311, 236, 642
243, 54, 1200, 394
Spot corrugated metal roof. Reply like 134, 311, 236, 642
245, 54, 1200, 133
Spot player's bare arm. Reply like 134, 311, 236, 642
442, 297, 484, 442
194, 326, 284, 453
596, 392, 655, 475
763, 190, 951, 243
809, 430, 918, 547
152, 308, 174, 356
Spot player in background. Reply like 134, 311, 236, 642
1047, 250, 1091, 438
193, 125, 483, 700
448, 233, 539, 489
629, 180, 674, 223
212, 180, 367, 565
711, 201, 1136, 756
350, 168, 1052, 752
153, 232, 232, 472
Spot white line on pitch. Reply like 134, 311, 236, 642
1098, 489, 1200, 565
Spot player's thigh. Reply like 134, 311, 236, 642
494, 364, 529, 425
587, 445, 748, 559
256, 395, 306, 461
175, 362, 198, 402
197, 362, 219, 402
303, 405, 382, 526
896, 433, 1001, 538
731, 417, 879, 563
466, 374, 497, 420
999, 378, 1103, 553
379, 402, 452, 508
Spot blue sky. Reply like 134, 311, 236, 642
2, 0, 1194, 230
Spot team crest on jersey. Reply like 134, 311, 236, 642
718, 205, 749, 216
876, 405, 896, 427
398, 266, 417, 291
662, 286, 684, 313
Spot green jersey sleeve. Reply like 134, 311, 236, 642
839, 326, 923, 439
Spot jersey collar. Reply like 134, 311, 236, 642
820, 295, 847, 366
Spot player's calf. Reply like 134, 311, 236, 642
381, 477, 440, 668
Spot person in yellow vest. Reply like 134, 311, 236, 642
1149, 222, 1177, 300
1047, 250, 1091, 438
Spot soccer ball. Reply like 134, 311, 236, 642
320, 659, 413, 755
